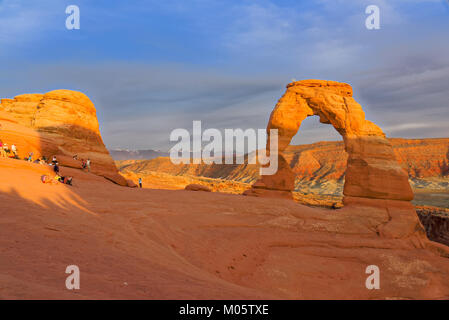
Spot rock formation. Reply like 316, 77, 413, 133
117, 138, 449, 188
185, 184, 212, 192
0, 90, 127, 185
417, 207, 449, 247
245, 80, 421, 238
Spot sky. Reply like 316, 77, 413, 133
0, 0, 448, 151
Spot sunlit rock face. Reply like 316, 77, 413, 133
0, 90, 126, 186
245, 80, 420, 238
246, 79, 413, 201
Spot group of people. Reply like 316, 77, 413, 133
72, 155, 91, 172
0, 135, 101, 188
0, 139, 18, 158
0, 146, 78, 187
41, 174, 73, 186
0, 138, 114, 189
0, 139, 44, 164
40, 156, 73, 186
45, 156, 93, 186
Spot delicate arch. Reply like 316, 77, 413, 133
246, 80, 414, 203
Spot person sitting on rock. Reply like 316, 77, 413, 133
41, 175, 48, 183
3, 143, 9, 154
66, 176, 73, 186
0, 140, 6, 157
41, 175, 57, 185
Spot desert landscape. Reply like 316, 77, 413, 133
117, 138, 449, 207
1, 80, 449, 299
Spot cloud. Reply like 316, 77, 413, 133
0, 61, 285, 149
0, 0, 448, 150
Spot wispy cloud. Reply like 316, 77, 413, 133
1, 0, 448, 149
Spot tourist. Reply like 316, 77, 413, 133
55, 175, 73, 186
53, 162, 60, 174
11, 144, 17, 157
28, 152, 33, 162
139, 177, 142, 188
0, 140, 6, 157
52, 156, 57, 165
86, 158, 91, 172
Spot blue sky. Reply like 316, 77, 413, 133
1, 0, 448, 150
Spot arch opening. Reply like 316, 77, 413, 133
286, 115, 346, 202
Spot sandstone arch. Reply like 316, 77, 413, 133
247, 79, 414, 204
244, 80, 425, 238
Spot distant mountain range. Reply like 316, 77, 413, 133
116, 138, 449, 199
109, 149, 169, 160
116, 138, 449, 179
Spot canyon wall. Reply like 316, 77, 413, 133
118, 138, 449, 184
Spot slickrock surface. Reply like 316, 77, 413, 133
1, 157, 449, 300
0, 90, 126, 185
185, 184, 212, 192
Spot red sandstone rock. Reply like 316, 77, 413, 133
246, 79, 419, 238
185, 184, 212, 192
127, 179, 138, 188
0, 90, 126, 186
255, 79, 413, 201
2, 157, 449, 299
